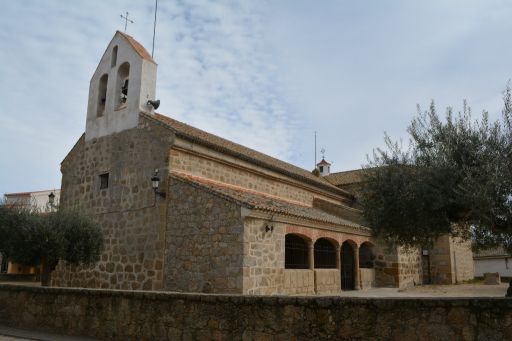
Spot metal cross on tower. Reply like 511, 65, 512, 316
321, 148, 326, 159
120, 12, 134, 32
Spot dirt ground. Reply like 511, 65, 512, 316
339, 282, 509, 297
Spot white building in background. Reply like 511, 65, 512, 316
473, 248, 512, 280
4, 189, 60, 212
1, 189, 60, 274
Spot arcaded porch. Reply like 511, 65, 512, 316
283, 225, 377, 295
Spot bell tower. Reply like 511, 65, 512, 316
85, 31, 158, 141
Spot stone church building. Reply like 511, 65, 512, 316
52, 32, 473, 294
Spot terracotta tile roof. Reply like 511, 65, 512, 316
473, 247, 511, 258
317, 158, 331, 166
117, 31, 156, 65
4, 189, 60, 197
325, 169, 367, 186
170, 171, 368, 230
4, 192, 31, 197
142, 112, 351, 199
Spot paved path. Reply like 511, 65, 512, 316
0, 326, 98, 341
338, 283, 509, 297
0, 337, 33, 341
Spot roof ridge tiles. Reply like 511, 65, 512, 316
141, 112, 353, 199
117, 31, 156, 64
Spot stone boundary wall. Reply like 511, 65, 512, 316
1, 285, 512, 341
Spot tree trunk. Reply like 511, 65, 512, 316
506, 278, 512, 297
40, 258, 51, 287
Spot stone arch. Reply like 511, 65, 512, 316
341, 240, 356, 290
359, 242, 375, 268
314, 238, 337, 269
116, 62, 130, 108
285, 234, 310, 269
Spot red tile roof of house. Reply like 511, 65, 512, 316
325, 169, 367, 186
473, 247, 511, 258
4, 189, 60, 197
317, 158, 331, 166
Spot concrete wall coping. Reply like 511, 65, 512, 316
1, 284, 509, 307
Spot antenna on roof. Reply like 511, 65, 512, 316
151, 0, 158, 58
314, 131, 317, 168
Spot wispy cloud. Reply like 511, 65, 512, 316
155, 0, 294, 161
1, 0, 512, 194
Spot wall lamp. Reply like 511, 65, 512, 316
265, 214, 275, 233
48, 192, 56, 205
151, 170, 166, 198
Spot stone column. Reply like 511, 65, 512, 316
308, 241, 315, 270
335, 244, 341, 270
354, 244, 361, 290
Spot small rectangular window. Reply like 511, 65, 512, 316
111, 46, 118, 67
99, 173, 109, 189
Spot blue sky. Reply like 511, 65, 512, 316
1, 0, 512, 194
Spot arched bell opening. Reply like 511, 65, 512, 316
116, 62, 130, 108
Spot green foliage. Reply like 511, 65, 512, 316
51, 209, 103, 266
361, 85, 512, 251
0, 204, 36, 261
0, 205, 103, 271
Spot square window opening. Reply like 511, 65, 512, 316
99, 173, 109, 189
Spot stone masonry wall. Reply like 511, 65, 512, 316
282, 270, 315, 294
398, 246, 422, 289
450, 237, 475, 283
164, 178, 244, 294
373, 240, 399, 287
429, 235, 455, 284
360, 268, 376, 289
314, 269, 341, 294
2, 284, 512, 341
312, 198, 364, 225
242, 218, 285, 295
52, 115, 173, 290
169, 146, 342, 206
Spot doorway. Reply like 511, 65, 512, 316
341, 242, 355, 290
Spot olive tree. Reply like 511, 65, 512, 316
360, 86, 512, 253
0, 205, 103, 286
